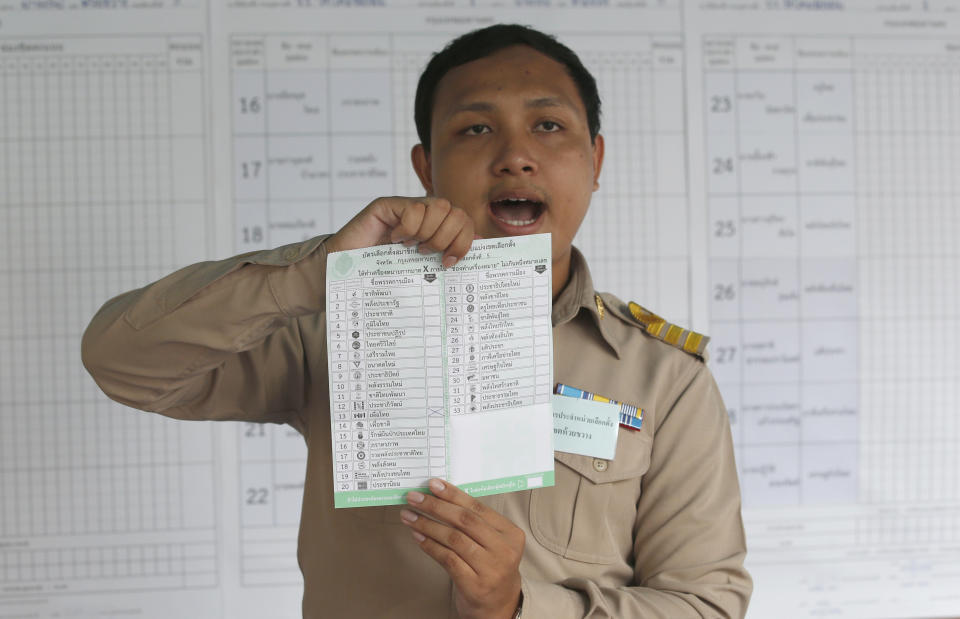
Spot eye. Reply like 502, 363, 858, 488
463, 124, 491, 136
536, 120, 562, 132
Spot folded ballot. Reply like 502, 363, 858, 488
326, 234, 555, 507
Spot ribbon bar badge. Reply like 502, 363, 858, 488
555, 383, 643, 431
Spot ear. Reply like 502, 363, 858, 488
411, 144, 435, 195
591, 134, 605, 191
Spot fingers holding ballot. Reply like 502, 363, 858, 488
326, 196, 476, 269
401, 479, 524, 619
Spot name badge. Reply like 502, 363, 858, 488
552, 395, 620, 460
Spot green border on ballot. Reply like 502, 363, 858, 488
334, 470, 556, 508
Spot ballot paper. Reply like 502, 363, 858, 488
326, 234, 556, 508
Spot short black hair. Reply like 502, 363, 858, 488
414, 24, 601, 152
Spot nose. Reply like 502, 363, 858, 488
490, 130, 538, 176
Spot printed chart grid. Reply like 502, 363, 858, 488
237, 422, 306, 586
573, 36, 690, 324
704, 35, 861, 509
0, 36, 217, 596
853, 39, 960, 509
705, 33, 960, 542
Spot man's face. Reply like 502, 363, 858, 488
412, 45, 604, 276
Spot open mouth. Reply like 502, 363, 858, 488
489, 197, 546, 228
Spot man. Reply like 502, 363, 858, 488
83, 24, 752, 618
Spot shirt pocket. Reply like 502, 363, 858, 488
529, 430, 653, 564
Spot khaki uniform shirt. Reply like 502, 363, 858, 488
82, 235, 752, 618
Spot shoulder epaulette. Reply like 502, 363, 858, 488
627, 301, 710, 358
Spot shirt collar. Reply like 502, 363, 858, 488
552, 246, 622, 359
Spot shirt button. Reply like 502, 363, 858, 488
282, 247, 300, 262
592, 458, 608, 473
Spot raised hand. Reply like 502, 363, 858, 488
326, 197, 475, 268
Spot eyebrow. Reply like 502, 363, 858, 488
525, 97, 567, 110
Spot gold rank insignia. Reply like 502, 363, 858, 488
627, 301, 710, 357
594, 294, 605, 320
